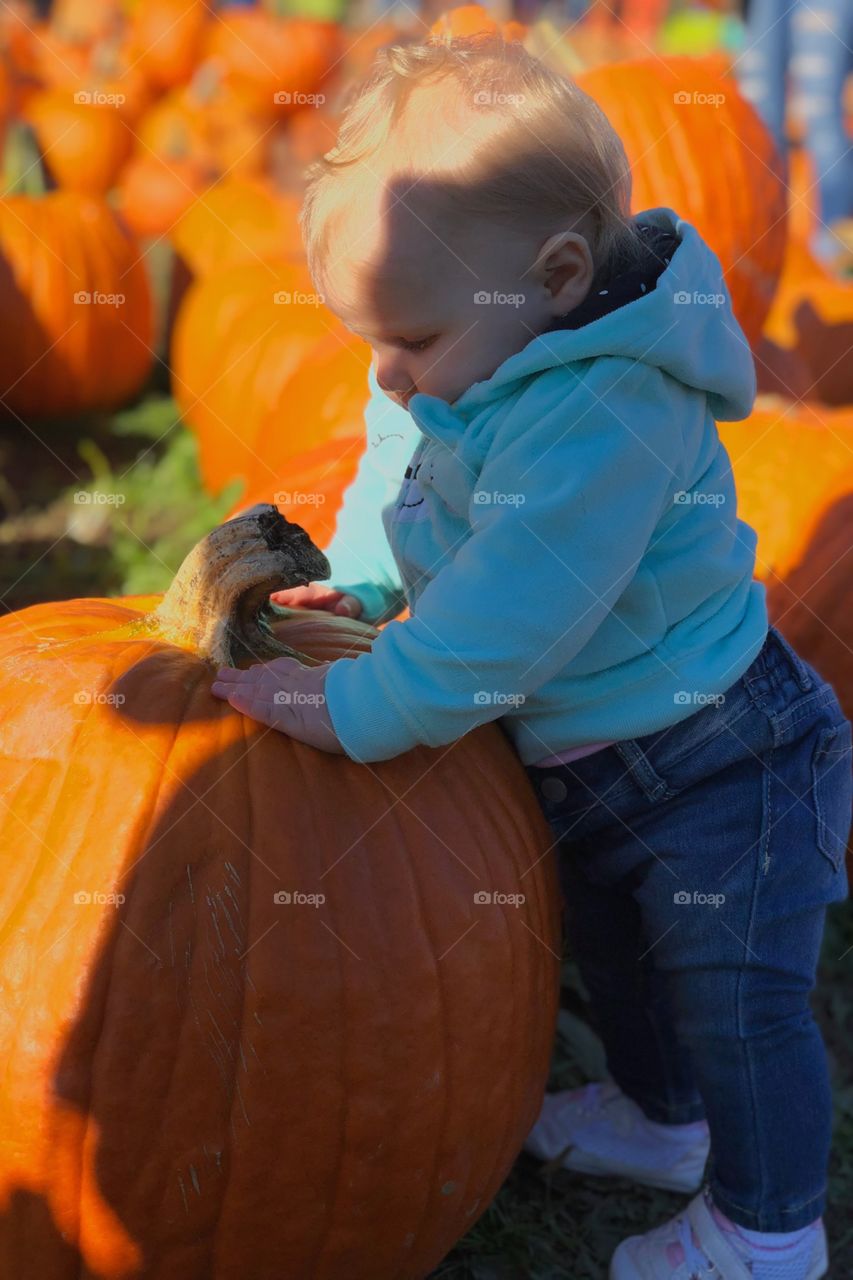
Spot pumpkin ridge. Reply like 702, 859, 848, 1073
457, 742, 537, 1203
117, 659, 214, 883
199, 697, 248, 1278
402, 780, 454, 1267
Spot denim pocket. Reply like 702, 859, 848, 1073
812, 718, 853, 871
611, 678, 760, 805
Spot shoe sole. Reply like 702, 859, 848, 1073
609, 1244, 829, 1280
608, 1216, 830, 1280
548, 1147, 707, 1194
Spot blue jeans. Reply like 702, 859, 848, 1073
524, 625, 852, 1232
737, 0, 853, 256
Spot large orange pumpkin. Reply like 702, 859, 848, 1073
576, 57, 788, 349
171, 260, 368, 491
170, 176, 305, 279
227, 428, 365, 547
0, 506, 560, 1279
220, 325, 372, 525
0, 188, 154, 419
717, 396, 853, 585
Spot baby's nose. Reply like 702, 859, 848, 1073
376, 370, 415, 405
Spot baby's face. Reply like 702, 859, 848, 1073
320, 193, 593, 409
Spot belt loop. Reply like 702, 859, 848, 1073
768, 625, 814, 693
612, 739, 671, 802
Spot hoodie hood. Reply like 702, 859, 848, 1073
407, 207, 757, 441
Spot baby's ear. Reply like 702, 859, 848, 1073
526, 230, 595, 326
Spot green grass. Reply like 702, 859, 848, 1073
71, 396, 244, 597
0, 396, 242, 610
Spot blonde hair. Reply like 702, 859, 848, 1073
300, 32, 646, 293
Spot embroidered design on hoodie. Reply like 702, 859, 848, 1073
392, 447, 431, 523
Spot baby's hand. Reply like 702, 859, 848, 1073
269, 582, 363, 618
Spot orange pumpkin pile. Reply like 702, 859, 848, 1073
0, 505, 560, 1278
0, 0, 380, 420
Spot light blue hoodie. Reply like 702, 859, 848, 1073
321, 207, 769, 765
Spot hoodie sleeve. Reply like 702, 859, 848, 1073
323, 366, 420, 626
323, 358, 680, 762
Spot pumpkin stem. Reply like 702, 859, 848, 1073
149, 504, 331, 668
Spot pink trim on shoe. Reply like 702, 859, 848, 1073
608, 1189, 829, 1280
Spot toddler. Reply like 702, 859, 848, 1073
234, 34, 853, 1280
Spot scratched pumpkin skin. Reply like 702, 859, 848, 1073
0, 507, 560, 1280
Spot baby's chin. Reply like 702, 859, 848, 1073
449, 346, 536, 402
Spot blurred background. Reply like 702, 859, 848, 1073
0, 0, 850, 614
3, 0, 852, 768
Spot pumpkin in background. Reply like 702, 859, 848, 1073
24, 88, 132, 194
0, 506, 560, 1279
227, 428, 363, 546
116, 149, 211, 241
282, 102, 341, 173
576, 57, 788, 349
202, 11, 342, 120
170, 176, 305, 279
171, 260, 365, 490
717, 396, 853, 585
786, 142, 819, 248
719, 397, 853, 876
0, 2, 41, 99
0, 54, 9, 150
127, 0, 208, 92
18, 31, 152, 124
430, 5, 527, 41
767, 488, 853, 819
24, 20, 91, 95
337, 18, 398, 82
0, 189, 154, 418
758, 237, 853, 407
218, 327, 372, 527
136, 62, 273, 181
49, 0, 121, 42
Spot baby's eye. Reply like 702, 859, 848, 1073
399, 335, 438, 353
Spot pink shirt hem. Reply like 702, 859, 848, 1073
531, 741, 616, 768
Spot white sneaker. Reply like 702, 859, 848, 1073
524, 1081, 710, 1194
609, 1188, 829, 1279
